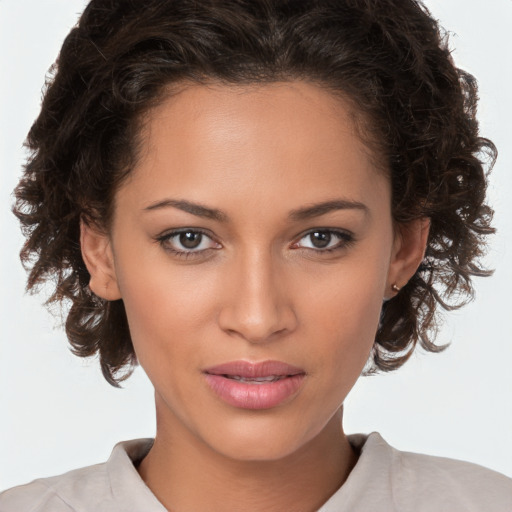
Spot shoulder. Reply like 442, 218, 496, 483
395, 445, 512, 511
347, 432, 512, 512
0, 438, 159, 512
0, 461, 109, 512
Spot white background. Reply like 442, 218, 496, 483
1, 0, 511, 491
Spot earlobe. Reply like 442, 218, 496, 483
386, 217, 430, 298
80, 219, 122, 301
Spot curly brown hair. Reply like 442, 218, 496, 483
14, 0, 495, 386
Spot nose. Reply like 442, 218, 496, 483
217, 248, 298, 344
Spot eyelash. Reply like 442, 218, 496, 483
155, 228, 355, 260
291, 229, 355, 254
155, 228, 219, 260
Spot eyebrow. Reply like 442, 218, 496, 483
288, 199, 369, 221
143, 198, 369, 222
143, 199, 229, 222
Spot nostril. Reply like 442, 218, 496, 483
218, 310, 295, 344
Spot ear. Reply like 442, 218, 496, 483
80, 218, 122, 301
386, 217, 430, 299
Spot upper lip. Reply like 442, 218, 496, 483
203, 360, 305, 378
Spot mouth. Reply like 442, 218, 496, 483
203, 360, 306, 410
221, 375, 287, 383
204, 359, 305, 378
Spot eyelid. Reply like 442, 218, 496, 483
155, 226, 355, 259
155, 228, 221, 258
291, 228, 355, 251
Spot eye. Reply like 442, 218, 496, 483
293, 229, 354, 253
156, 229, 221, 258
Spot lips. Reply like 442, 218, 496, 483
203, 360, 306, 410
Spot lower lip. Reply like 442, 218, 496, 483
204, 374, 305, 410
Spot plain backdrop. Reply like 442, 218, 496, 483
1, 0, 511, 492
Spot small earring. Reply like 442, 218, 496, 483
391, 283, 401, 293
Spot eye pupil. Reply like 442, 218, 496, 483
180, 232, 202, 249
310, 231, 331, 248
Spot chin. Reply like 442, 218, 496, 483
198, 412, 331, 464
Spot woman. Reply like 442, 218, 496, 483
1, 0, 511, 510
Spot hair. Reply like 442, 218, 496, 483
14, 0, 495, 386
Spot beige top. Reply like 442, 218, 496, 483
1, 432, 511, 511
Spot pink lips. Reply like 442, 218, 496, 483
203, 360, 305, 410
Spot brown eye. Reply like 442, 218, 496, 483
180, 231, 203, 249
156, 228, 221, 258
309, 231, 332, 248
294, 229, 355, 253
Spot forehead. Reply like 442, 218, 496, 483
141, 80, 368, 163
118, 80, 388, 218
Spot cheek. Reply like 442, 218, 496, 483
303, 254, 388, 379
306, 253, 387, 331
114, 253, 223, 365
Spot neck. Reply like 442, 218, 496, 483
138, 398, 357, 512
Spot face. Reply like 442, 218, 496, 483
83, 81, 424, 461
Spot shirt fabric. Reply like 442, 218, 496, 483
1, 432, 511, 511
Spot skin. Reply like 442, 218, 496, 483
81, 81, 429, 512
